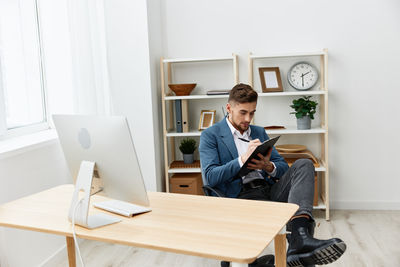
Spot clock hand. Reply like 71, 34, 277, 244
303, 71, 311, 76
302, 75, 304, 87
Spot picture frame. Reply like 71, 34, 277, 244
259, 67, 283, 93
198, 110, 216, 130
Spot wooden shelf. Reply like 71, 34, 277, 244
313, 196, 327, 209
165, 94, 229, 100
166, 131, 202, 137
265, 126, 327, 135
164, 90, 326, 101
250, 51, 326, 59
258, 91, 327, 97
168, 166, 326, 174
169, 160, 201, 173
165, 127, 327, 137
163, 56, 235, 63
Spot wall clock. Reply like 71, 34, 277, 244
287, 62, 318, 90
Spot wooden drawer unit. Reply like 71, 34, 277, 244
170, 173, 203, 195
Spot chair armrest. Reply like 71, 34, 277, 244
202, 185, 225, 197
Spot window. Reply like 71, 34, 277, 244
0, 0, 48, 138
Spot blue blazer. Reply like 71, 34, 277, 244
199, 118, 289, 198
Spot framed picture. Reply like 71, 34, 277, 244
259, 67, 283, 92
198, 110, 216, 130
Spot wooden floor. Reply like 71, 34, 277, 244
52, 210, 400, 267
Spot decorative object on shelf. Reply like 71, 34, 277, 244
258, 67, 283, 92
168, 83, 197, 96
290, 96, 318, 130
170, 160, 200, 169
276, 144, 307, 153
198, 110, 216, 130
206, 90, 230, 95
264, 125, 286, 130
287, 62, 318, 91
179, 138, 197, 164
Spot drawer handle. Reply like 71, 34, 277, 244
179, 185, 189, 188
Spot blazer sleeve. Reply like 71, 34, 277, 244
262, 131, 289, 180
199, 130, 241, 187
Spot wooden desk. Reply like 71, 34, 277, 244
0, 185, 298, 267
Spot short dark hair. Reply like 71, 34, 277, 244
228, 83, 258, 104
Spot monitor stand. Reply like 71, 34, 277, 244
68, 161, 121, 229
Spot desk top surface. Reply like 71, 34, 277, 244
0, 184, 298, 263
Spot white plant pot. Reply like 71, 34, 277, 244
297, 116, 311, 130
183, 153, 194, 164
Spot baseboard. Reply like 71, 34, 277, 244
331, 200, 400, 210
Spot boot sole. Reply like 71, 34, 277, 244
287, 240, 346, 266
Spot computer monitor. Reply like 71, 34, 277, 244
53, 114, 150, 228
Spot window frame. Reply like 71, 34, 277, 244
0, 0, 49, 140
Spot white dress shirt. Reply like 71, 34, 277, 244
225, 117, 276, 184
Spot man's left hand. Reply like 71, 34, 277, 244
247, 148, 274, 173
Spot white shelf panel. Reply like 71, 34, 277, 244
265, 127, 327, 135
165, 94, 229, 100
166, 127, 327, 136
168, 168, 201, 173
250, 51, 326, 59
258, 91, 326, 97
165, 90, 326, 100
315, 165, 326, 172
166, 131, 202, 137
163, 56, 234, 63
313, 196, 327, 209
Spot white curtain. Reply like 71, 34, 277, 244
67, 0, 112, 115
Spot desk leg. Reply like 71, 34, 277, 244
66, 236, 76, 267
274, 227, 287, 267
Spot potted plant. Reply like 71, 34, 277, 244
290, 96, 318, 130
179, 138, 197, 164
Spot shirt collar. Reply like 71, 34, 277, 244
225, 117, 251, 138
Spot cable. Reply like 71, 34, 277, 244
72, 198, 85, 267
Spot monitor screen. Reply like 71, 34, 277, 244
53, 114, 149, 207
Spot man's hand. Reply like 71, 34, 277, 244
240, 139, 261, 164
247, 148, 275, 173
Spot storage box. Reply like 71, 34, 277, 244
170, 173, 203, 195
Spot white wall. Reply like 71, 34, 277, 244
0, 141, 72, 267
161, 0, 400, 209
103, 0, 163, 191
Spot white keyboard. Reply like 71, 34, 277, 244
93, 200, 151, 217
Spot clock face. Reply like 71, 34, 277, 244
287, 62, 319, 90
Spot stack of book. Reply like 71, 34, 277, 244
206, 90, 230, 95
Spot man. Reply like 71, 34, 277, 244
199, 83, 346, 267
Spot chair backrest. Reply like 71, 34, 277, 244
200, 161, 225, 197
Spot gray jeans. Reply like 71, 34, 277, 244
239, 158, 315, 218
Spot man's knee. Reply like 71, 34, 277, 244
293, 158, 314, 170
292, 159, 315, 182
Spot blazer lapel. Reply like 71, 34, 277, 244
219, 119, 238, 159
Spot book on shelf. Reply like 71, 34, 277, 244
206, 90, 230, 95
181, 100, 189, 132
175, 100, 182, 133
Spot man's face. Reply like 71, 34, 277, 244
226, 101, 257, 134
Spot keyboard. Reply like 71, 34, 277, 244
93, 200, 151, 217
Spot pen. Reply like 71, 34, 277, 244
238, 137, 250, 143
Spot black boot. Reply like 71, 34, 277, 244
220, 254, 275, 267
287, 218, 346, 267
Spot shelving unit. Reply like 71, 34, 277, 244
160, 50, 330, 220
160, 54, 239, 193
248, 49, 330, 219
